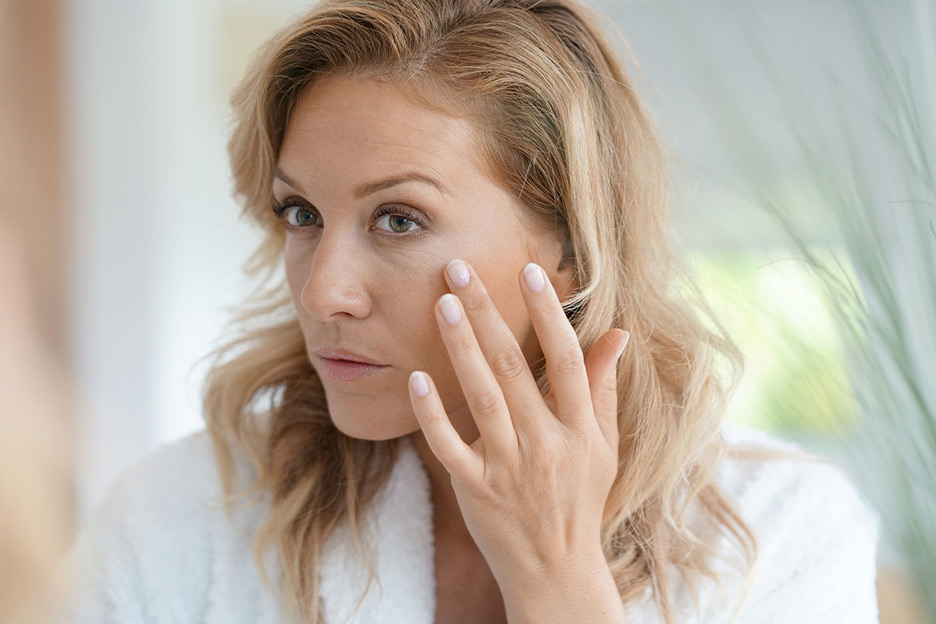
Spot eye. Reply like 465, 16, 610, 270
272, 198, 430, 236
272, 199, 321, 229
373, 205, 428, 235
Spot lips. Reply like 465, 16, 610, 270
315, 347, 388, 382
314, 347, 383, 365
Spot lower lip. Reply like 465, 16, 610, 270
320, 358, 388, 382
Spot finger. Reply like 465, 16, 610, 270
519, 262, 592, 426
435, 292, 518, 457
444, 259, 544, 430
583, 329, 629, 446
409, 371, 480, 479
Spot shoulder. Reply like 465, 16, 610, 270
57, 431, 275, 623
714, 424, 881, 623
716, 423, 879, 547
626, 424, 881, 624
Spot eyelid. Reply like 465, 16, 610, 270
271, 196, 311, 219
372, 204, 430, 235
272, 198, 321, 228
271, 197, 431, 236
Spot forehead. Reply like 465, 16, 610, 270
278, 76, 492, 190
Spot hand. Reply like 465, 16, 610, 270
408, 258, 629, 610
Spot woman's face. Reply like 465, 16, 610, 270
275, 75, 574, 442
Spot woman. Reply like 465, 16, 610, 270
57, 0, 879, 622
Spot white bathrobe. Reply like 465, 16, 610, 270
54, 424, 879, 623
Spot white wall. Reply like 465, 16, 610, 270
64, 0, 267, 516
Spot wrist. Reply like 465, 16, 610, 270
512, 539, 608, 587
498, 544, 626, 624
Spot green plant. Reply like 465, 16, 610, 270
697, 0, 935, 619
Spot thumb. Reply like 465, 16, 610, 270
584, 329, 630, 445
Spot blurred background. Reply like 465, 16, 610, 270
0, 0, 932, 621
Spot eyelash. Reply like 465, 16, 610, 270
271, 199, 429, 236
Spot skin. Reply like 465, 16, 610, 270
276, 75, 629, 623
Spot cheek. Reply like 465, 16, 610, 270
373, 260, 466, 409
426, 263, 536, 405
319, 253, 452, 438
284, 242, 311, 303
381, 267, 450, 372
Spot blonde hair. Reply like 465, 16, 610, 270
203, 0, 757, 621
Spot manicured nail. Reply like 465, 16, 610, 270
440, 293, 462, 324
617, 331, 631, 360
410, 371, 430, 397
447, 259, 470, 288
523, 263, 546, 292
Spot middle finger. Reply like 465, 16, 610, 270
442, 259, 545, 430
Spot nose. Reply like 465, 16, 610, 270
299, 228, 372, 321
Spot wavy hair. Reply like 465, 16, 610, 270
202, 0, 758, 621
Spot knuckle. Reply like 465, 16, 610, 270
539, 300, 566, 323
554, 345, 585, 376
449, 330, 476, 354
471, 386, 504, 417
489, 345, 528, 381
459, 286, 489, 315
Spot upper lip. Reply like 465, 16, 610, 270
315, 347, 385, 366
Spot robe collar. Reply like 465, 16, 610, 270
319, 439, 436, 623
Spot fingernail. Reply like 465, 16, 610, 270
617, 331, 631, 360
523, 262, 545, 292
440, 293, 462, 324
447, 259, 470, 288
410, 371, 430, 397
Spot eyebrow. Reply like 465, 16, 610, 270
273, 167, 451, 198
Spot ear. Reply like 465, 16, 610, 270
530, 225, 579, 309
553, 261, 582, 323
540, 235, 580, 303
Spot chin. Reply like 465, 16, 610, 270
325, 395, 419, 441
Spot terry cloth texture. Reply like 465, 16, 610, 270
53, 423, 879, 623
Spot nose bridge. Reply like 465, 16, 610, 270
301, 225, 370, 320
